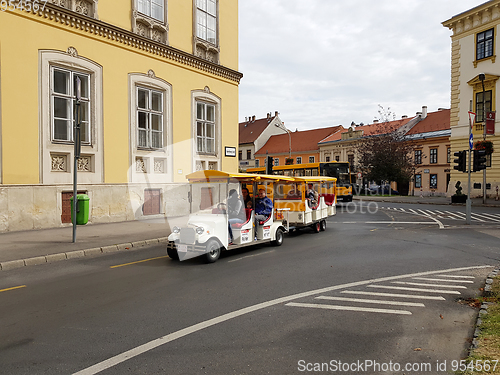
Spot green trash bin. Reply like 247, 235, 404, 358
70, 194, 90, 225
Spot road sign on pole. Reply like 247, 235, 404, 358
469, 134, 474, 150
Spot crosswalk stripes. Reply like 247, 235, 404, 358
381, 206, 500, 223
285, 273, 478, 316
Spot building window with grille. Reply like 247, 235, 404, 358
137, 87, 164, 149
430, 174, 437, 189
430, 148, 437, 164
196, 0, 217, 45
196, 101, 216, 154
476, 90, 492, 123
415, 174, 421, 188
415, 150, 422, 164
477, 28, 494, 61
51, 67, 91, 144
296, 156, 302, 164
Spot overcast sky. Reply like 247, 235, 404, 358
238, 0, 482, 131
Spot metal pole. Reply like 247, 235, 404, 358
72, 77, 82, 243
466, 100, 472, 225
482, 78, 487, 204
287, 129, 291, 159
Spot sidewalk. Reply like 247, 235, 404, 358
1, 195, 499, 271
0, 216, 188, 271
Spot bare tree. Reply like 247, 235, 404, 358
356, 106, 421, 194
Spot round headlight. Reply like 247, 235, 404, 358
195, 227, 204, 235
172, 226, 180, 233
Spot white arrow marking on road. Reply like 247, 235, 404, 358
316, 296, 425, 307
286, 302, 412, 315
73, 266, 489, 375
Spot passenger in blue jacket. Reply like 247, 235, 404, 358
254, 188, 273, 226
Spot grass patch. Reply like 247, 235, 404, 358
457, 276, 500, 375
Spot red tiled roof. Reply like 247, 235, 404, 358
319, 118, 412, 144
255, 126, 344, 155
239, 116, 276, 144
406, 109, 450, 134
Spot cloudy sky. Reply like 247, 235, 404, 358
238, 0, 482, 130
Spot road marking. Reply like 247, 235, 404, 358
412, 277, 473, 283
444, 211, 465, 220
470, 213, 487, 222
364, 221, 439, 225
0, 285, 26, 293
436, 275, 475, 279
228, 250, 275, 263
342, 290, 445, 300
392, 281, 466, 289
368, 285, 461, 294
110, 256, 169, 269
316, 296, 425, 307
286, 302, 412, 315
480, 213, 500, 222
73, 265, 489, 375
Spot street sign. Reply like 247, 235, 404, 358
486, 111, 495, 135
469, 133, 473, 150
357, 172, 362, 179
468, 111, 476, 128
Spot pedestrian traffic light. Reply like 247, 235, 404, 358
453, 150, 466, 172
473, 149, 487, 172
266, 156, 273, 174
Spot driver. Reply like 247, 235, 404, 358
227, 189, 245, 244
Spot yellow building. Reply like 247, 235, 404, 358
443, 1, 500, 197
0, 0, 242, 231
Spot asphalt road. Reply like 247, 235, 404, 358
1, 203, 499, 374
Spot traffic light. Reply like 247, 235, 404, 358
266, 156, 273, 174
473, 149, 487, 172
453, 150, 466, 172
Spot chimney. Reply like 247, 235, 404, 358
267, 112, 270, 119
421, 106, 427, 119
245, 117, 248, 122
438, 108, 447, 111
402, 115, 408, 119
252, 115, 256, 122
416, 112, 422, 118
373, 119, 379, 123
275, 111, 278, 117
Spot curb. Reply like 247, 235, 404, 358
0, 237, 170, 271
470, 267, 499, 351
352, 196, 500, 207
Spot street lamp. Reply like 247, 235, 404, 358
275, 122, 291, 159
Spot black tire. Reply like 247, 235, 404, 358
312, 221, 321, 233
273, 228, 284, 246
320, 220, 326, 232
204, 239, 221, 263
167, 244, 179, 260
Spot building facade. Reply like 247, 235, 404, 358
238, 112, 287, 171
443, 2, 500, 197
0, 1, 242, 232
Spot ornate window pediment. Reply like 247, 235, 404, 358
50, 0, 98, 18
193, 0, 219, 63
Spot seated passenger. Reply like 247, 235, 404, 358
306, 184, 318, 208
254, 188, 273, 227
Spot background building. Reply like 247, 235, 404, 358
0, 1, 242, 232
443, 1, 500, 197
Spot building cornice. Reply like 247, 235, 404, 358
442, 1, 500, 38
14, 3, 243, 84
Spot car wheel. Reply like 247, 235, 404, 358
320, 220, 326, 231
205, 239, 221, 263
312, 222, 320, 233
273, 228, 284, 246
167, 244, 179, 260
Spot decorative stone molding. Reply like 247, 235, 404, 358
25, 3, 242, 83
67, 46, 78, 57
147, 69, 156, 78
154, 158, 165, 173
136, 157, 147, 173
194, 37, 219, 64
443, 3, 500, 37
51, 154, 68, 172
132, 10, 169, 45
50, 0, 98, 18
77, 155, 92, 171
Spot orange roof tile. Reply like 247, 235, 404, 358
255, 126, 344, 155
406, 109, 450, 135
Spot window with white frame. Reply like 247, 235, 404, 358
196, 0, 217, 45
196, 101, 216, 154
309, 156, 315, 163
138, 0, 164, 22
430, 148, 437, 164
274, 158, 279, 166
137, 87, 164, 149
51, 67, 91, 144
296, 156, 302, 164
